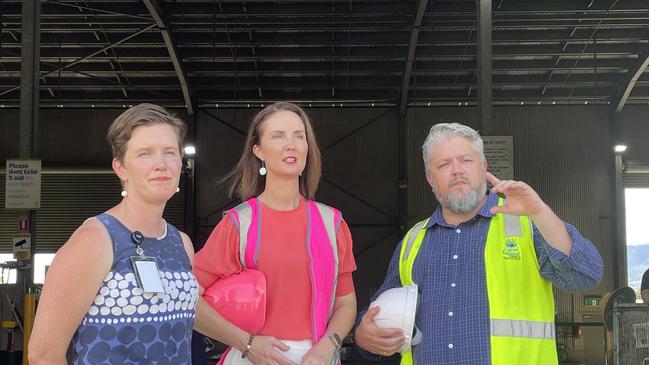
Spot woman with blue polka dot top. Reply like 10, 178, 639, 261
29, 104, 198, 365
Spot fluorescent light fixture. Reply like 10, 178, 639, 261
614, 144, 627, 153
184, 145, 196, 156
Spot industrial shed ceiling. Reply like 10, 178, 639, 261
1, 0, 649, 111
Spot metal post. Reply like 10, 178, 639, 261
476, 0, 493, 135
610, 111, 627, 289
19, 1, 40, 363
185, 112, 198, 241
398, 113, 408, 236
20, 1, 40, 158
184, 156, 195, 239
613, 152, 627, 288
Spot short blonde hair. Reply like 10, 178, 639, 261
106, 103, 187, 162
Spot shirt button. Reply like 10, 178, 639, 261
448, 311, 454, 316
451, 283, 456, 287
456, 229, 461, 233
448, 343, 454, 349
453, 254, 459, 260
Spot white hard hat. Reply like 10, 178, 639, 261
370, 284, 422, 353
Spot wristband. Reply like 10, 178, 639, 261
327, 332, 342, 350
241, 333, 256, 359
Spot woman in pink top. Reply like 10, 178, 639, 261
194, 102, 357, 365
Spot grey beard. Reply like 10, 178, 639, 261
435, 181, 487, 214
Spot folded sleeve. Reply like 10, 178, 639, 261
534, 222, 604, 292
335, 218, 357, 297
193, 216, 243, 289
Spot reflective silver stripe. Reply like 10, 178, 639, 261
254, 197, 262, 267
314, 202, 339, 322
402, 219, 428, 261
490, 319, 556, 340
504, 214, 522, 237
233, 203, 252, 268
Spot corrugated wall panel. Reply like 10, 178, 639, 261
194, 108, 255, 249
1, 107, 192, 168
623, 161, 649, 187
618, 106, 649, 163
1, 171, 185, 253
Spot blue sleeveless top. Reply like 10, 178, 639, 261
70, 213, 198, 364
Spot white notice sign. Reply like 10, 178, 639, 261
12, 233, 31, 260
5, 159, 41, 209
483, 136, 514, 181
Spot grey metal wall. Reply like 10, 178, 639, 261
0, 107, 193, 166
618, 106, 649, 163
0, 108, 20, 164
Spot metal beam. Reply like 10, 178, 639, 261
19, 2, 40, 361
608, 110, 627, 288
143, 0, 194, 115
20, 0, 39, 158
477, 0, 493, 134
0, 24, 157, 97
611, 47, 649, 112
45, 0, 154, 21
399, 0, 429, 114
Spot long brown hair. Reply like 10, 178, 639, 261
224, 102, 321, 201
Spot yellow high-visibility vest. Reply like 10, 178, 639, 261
397, 198, 557, 365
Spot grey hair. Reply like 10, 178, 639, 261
421, 122, 485, 173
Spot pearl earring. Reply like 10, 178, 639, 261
121, 190, 127, 198
259, 161, 267, 176
176, 187, 180, 193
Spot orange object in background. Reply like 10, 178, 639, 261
22, 293, 35, 365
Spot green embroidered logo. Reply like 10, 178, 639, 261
502, 239, 521, 261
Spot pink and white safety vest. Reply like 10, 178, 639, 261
222, 197, 342, 363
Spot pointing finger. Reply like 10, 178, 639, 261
486, 171, 501, 186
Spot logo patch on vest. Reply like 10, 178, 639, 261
502, 239, 521, 261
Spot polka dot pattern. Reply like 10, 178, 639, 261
82, 269, 198, 325
71, 214, 196, 364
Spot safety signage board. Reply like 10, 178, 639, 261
483, 136, 514, 181
5, 159, 41, 209
12, 233, 31, 260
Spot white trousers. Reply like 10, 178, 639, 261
222, 339, 313, 365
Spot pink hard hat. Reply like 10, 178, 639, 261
203, 269, 267, 333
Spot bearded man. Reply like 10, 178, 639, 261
354, 122, 603, 365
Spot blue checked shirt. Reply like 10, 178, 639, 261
357, 191, 603, 364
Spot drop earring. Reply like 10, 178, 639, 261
259, 161, 267, 176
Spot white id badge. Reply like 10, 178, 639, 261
130, 257, 165, 294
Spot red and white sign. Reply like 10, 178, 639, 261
17, 213, 29, 233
